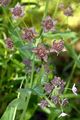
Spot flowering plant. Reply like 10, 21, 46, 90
0, 0, 80, 120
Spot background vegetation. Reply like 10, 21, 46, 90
0, 0, 80, 120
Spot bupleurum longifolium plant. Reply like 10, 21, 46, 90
0, 0, 80, 120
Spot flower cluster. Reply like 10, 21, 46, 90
5, 38, 14, 49
10, 3, 25, 19
58, 3, 64, 10
32, 40, 65, 62
42, 16, 57, 32
39, 99, 48, 109
50, 40, 65, 55
58, 3, 73, 16
33, 44, 49, 62
39, 76, 78, 113
0, 0, 10, 6
64, 6, 73, 16
39, 76, 67, 108
5, 3, 65, 62
22, 27, 37, 42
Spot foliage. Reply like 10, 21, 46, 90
0, 0, 80, 120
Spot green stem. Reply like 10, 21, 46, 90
20, 57, 35, 120
53, 0, 60, 17
12, 78, 25, 120
39, 0, 49, 39
43, 0, 49, 18
64, 54, 80, 93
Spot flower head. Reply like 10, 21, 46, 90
33, 44, 48, 62
64, 6, 73, 16
22, 27, 37, 42
39, 99, 48, 109
5, 38, 13, 49
44, 83, 53, 94
42, 16, 57, 32
58, 112, 68, 118
50, 40, 64, 55
51, 76, 65, 92
23, 59, 31, 65
10, 3, 25, 19
51, 76, 61, 86
58, 3, 65, 10
51, 96, 61, 105
72, 83, 77, 95
61, 98, 68, 106
0, 0, 10, 6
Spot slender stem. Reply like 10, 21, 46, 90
12, 78, 25, 120
20, 57, 35, 120
67, 16, 68, 30
30, 58, 35, 87
28, 0, 34, 26
39, 0, 49, 39
64, 54, 80, 93
64, 64, 75, 94
43, 0, 49, 18
53, 0, 60, 17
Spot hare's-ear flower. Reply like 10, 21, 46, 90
22, 27, 37, 42
10, 3, 25, 19
0, 0, 10, 6
5, 38, 14, 49
42, 16, 57, 32
58, 112, 68, 118
50, 40, 65, 55
33, 44, 49, 62
72, 84, 77, 95
38, 99, 48, 109
64, 6, 73, 16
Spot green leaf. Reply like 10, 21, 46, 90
8, 98, 26, 110
18, 88, 32, 98
0, 107, 16, 120
0, 97, 26, 120
43, 31, 78, 40
32, 85, 44, 97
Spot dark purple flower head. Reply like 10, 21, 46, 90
5, 38, 13, 49
58, 3, 65, 10
62, 98, 68, 106
59, 80, 65, 92
0, 0, 10, 6
51, 76, 65, 92
64, 6, 73, 16
22, 27, 37, 41
51, 76, 61, 87
39, 99, 48, 109
33, 44, 49, 62
10, 3, 25, 19
42, 16, 57, 32
51, 96, 61, 105
50, 40, 64, 54
44, 83, 53, 94
23, 59, 31, 65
